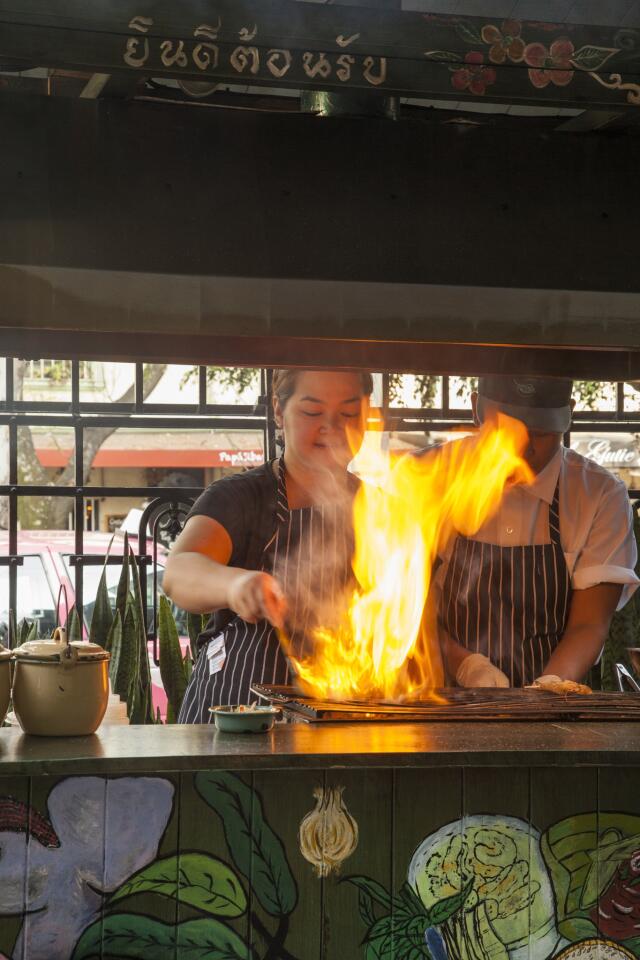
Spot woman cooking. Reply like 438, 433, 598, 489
436, 375, 639, 689
164, 368, 372, 722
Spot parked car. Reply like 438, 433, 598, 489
0, 531, 190, 719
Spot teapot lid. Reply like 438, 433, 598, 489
14, 638, 109, 661
0, 643, 12, 661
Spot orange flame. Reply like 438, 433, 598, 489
281, 414, 532, 702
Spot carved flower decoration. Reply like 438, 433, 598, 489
523, 37, 575, 88
451, 52, 497, 96
481, 20, 525, 64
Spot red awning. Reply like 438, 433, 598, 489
36, 449, 264, 469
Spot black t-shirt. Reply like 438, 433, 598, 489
187, 462, 279, 649
187, 461, 278, 567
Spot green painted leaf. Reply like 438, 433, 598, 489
72, 913, 253, 959
109, 852, 247, 917
424, 49, 462, 62
159, 594, 187, 722
344, 875, 393, 911
455, 22, 483, 44
89, 563, 113, 648
195, 772, 297, 917
427, 877, 474, 925
571, 44, 619, 71
358, 888, 377, 927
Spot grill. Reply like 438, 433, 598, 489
252, 684, 640, 722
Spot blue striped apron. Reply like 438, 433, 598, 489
178, 459, 354, 722
439, 479, 571, 687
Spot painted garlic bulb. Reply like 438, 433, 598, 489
299, 785, 359, 877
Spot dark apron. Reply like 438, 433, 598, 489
439, 479, 571, 687
178, 459, 354, 722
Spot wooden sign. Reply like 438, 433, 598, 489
1, 0, 640, 108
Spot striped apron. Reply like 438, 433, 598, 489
178, 459, 354, 723
439, 479, 571, 687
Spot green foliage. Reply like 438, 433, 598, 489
89, 563, 114, 648
67, 606, 82, 643
72, 914, 253, 960
109, 852, 247, 917
347, 873, 474, 960
182, 366, 260, 398
159, 594, 188, 722
195, 771, 298, 917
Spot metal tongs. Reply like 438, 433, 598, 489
615, 662, 640, 693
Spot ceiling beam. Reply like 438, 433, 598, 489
1, 0, 639, 111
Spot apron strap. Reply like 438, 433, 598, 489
548, 478, 562, 547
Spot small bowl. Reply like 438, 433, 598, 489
210, 705, 281, 734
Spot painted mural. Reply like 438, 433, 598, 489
0, 772, 640, 959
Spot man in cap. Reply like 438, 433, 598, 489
436, 376, 639, 688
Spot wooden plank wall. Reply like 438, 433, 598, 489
0, 766, 638, 959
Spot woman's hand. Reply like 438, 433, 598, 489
227, 571, 287, 629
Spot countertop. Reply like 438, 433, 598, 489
0, 720, 638, 775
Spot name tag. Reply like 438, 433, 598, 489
206, 634, 226, 676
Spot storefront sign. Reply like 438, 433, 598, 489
572, 435, 639, 468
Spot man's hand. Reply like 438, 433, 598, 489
456, 653, 509, 688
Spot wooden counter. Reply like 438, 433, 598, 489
1, 722, 639, 959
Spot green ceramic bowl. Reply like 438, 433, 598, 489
210, 705, 281, 734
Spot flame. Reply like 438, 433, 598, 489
281, 413, 533, 702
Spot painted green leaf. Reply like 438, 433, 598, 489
159, 594, 187, 722
72, 913, 253, 959
571, 44, 619, 71
364, 916, 430, 959
358, 887, 377, 926
344, 875, 393, 912
455, 22, 483, 44
89, 564, 113, 648
427, 877, 474, 925
195, 771, 297, 917
109, 852, 247, 917
424, 49, 462, 62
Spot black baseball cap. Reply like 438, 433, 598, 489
477, 376, 573, 433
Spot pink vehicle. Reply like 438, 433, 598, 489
0, 531, 190, 719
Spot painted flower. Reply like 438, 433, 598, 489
481, 20, 525, 64
451, 52, 497, 96
523, 37, 575, 88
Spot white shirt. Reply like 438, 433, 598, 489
435, 445, 639, 610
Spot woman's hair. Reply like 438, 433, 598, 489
271, 369, 374, 411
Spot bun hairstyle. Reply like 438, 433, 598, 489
271, 368, 374, 449
271, 369, 374, 411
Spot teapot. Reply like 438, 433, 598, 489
12, 628, 110, 736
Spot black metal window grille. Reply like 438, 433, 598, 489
0, 358, 276, 657
1, 363, 638, 656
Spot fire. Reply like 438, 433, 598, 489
281, 414, 532, 702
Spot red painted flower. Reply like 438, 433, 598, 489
451, 52, 497, 96
523, 37, 575, 88
481, 20, 525, 64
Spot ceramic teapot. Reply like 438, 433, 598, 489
12, 628, 110, 736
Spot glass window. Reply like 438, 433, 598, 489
0, 554, 57, 641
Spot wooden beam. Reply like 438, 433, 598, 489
2, 326, 639, 380
1, 0, 640, 110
